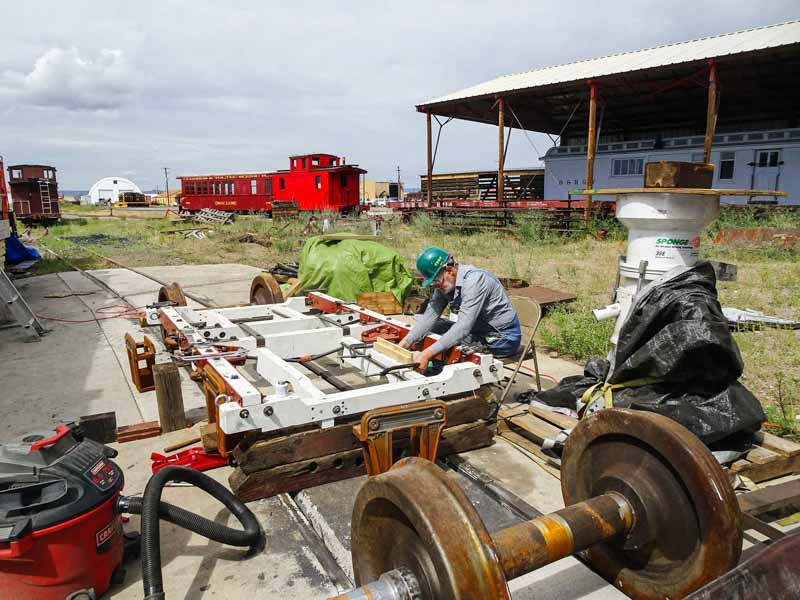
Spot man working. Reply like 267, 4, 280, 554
399, 247, 521, 371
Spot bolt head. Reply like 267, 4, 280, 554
489, 364, 498, 373
473, 369, 482, 378
239, 409, 250, 419
422, 388, 431, 397
369, 419, 380, 430
433, 408, 444, 419
333, 405, 341, 414
263, 406, 274, 417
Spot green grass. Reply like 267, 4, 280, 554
539, 304, 614, 361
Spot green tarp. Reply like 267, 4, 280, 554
298, 235, 414, 303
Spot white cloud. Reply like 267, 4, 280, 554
1, 47, 135, 111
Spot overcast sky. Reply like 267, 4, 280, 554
0, 1, 797, 190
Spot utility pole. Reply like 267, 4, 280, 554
163, 167, 170, 206
396, 166, 402, 202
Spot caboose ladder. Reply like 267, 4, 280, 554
38, 179, 52, 214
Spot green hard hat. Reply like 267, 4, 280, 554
417, 246, 450, 287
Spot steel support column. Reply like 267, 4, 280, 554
584, 81, 598, 226
703, 60, 718, 165
497, 98, 505, 204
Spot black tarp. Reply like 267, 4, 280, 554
525, 262, 765, 446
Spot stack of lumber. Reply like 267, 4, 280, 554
356, 291, 402, 315
499, 405, 800, 485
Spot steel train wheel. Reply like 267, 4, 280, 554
157, 281, 187, 306
351, 457, 510, 600
249, 273, 283, 305
561, 409, 742, 600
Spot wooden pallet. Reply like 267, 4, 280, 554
499, 405, 800, 485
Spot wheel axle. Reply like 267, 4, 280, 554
335, 409, 743, 600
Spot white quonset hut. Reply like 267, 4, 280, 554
87, 177, 142, 205
416, 20, 800, 205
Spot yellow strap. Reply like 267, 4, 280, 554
580, 377, 661, 412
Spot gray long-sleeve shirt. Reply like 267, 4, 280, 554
405, 264, 518, 355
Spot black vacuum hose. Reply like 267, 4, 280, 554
119, 466, 263, 600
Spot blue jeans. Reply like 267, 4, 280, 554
430, 315, 522, 358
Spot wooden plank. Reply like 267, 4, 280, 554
754, 430, 800, 457
233, 393, 490, 474
744, 445, 781, 465
509, 286, 576, 308
154, 362, 186, 433
117, 420, 161, 443
200, 422, 218, 452
496, 424, 562, 479
738, 479, 800, 515
283, 278, 304, 299
499, 407, 562, 445
229, 421, 494, 501
527, 406, 578, 431
730, 454, 800, 484
373, 337, 413, 363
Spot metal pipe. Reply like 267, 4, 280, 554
492, 492, 633, 581
299, 359, 355, 391
584, 81, 598, 226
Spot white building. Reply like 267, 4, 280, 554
544, 128, 800, 204
86, 177, 142, 205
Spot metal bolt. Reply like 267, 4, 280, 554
369, 419, 380, 431
239, 409, 250, 419
489, 364, 498, 373
230, 374, 239, 379
263, 406, 274, 417
333, 405, 341, 414
473, 369, 482, 378
433, 409, 444, 420
422, 388, 431, 397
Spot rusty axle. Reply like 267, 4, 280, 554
493, 492, 633, 581
335, 492, 634, 600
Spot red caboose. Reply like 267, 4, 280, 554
178, 153, 366, 215
7, 164, 60, 224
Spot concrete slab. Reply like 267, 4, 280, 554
57, 271, 207, 423
107, 427, 339, 600
87, 264, 261, 308
0, 273, 144, 439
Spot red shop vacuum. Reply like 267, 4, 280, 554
0, 423, 263, 600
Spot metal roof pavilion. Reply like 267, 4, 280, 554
416, 20, 800, 140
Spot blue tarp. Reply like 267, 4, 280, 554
4, 234, 41, 265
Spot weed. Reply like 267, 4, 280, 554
539, 305, 614, 360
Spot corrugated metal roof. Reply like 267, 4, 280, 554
419, 20, 800, 108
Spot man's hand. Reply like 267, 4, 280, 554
398, 337, 411, 350
414, 347, 436, 374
